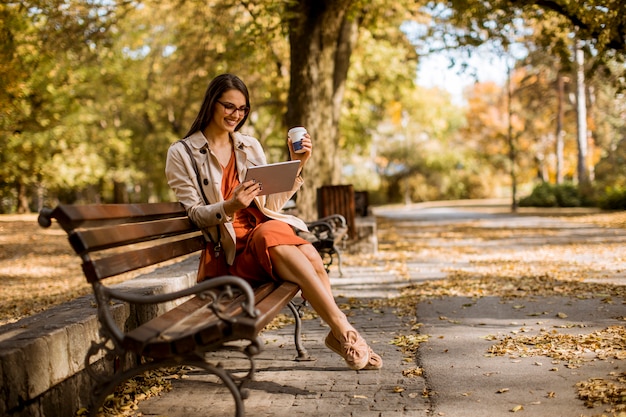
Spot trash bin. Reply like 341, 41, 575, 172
317, 185, 356, 239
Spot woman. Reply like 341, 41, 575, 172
165, 74, 382, 371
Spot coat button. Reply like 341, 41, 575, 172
203, 179, 209, 185
200, 148, 207, 154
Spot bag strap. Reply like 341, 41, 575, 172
179, 139, 222, 255
179, 139, 210, 205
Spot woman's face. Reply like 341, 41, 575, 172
212, 89, 248, 133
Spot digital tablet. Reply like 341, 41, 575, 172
244, 160, 300, 195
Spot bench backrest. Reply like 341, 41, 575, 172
38, 202, 204, 283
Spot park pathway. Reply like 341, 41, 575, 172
138, 201, 626, 417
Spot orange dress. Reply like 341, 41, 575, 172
221, 152, 309, 284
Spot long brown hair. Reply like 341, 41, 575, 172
184, 74, 250, 138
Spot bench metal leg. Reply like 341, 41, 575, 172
333, 245, 344, 277
88, 358, 245, 417
287, 301, 315, 361
320, 248, 343, 277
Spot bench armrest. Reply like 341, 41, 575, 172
306, 214, 348, 242
315, 214, 347, 230
94, 275, 258, 344
304, 221, 333, 239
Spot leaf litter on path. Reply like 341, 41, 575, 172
344, 210, 626, 416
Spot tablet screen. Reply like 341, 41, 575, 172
243, 161, 300, 195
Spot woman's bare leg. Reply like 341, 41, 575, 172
296, 243, 333, 295
269, 244, 352, 337
269, 243, 382, 370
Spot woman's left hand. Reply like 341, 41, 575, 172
288, 133, 312, 167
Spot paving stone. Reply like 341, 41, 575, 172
137, 301, 426, 416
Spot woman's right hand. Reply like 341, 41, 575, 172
224, 180, 261, 216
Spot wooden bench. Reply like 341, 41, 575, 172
38, 202, 311, 417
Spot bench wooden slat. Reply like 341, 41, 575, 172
48, 202, 186, 231
141, 317, 230, 359
123, 296, 214, 355
180, 282, 275, 337
252, 282, 300, 333
194, 282, 282, 346
82, 235, 205, 282
69, 217, 200, 254
124, 283, 269, 350
125, 282, 283, 358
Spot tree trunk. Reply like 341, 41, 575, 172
555, 73, 565, 184
285, 0, 358, 221
507, 63, 517, 212
16, 182, 30, 214
574, 37, 589, 186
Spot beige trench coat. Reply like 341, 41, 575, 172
165, 130, 308, 265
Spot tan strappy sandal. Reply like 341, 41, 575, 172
325, 330, 371, 370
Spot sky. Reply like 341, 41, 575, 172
401, 13, 518, 107
416, 48, 510, 106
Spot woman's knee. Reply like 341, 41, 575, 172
270, 244, 324, 274
298, 243, 318, 260
268, 244, 294, 261
299, 244, 326, 272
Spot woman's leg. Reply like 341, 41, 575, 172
269, 244, 351, 336
296, 243, 333, 295
268, 244, 382, 370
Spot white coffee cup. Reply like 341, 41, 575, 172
288, 126, 307, 153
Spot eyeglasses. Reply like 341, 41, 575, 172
217, 100, 250, 116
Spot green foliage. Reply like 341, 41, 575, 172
1, 0, 295, 211
519, 182, 584, 207
339, 0, 426, 151
597, 186, 626, 210
2, 0, 626, 213
595, 137, 626, 188
0, 2, 97, 211
424, 0, 626, 86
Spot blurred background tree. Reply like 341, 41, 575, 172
1, 0, 624, 215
